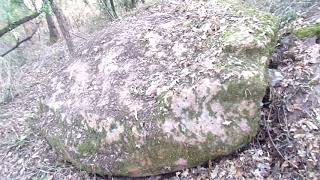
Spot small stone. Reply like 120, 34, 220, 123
93, 46, 99, 52
81, 49, 89, 55
269, 69, 284, 86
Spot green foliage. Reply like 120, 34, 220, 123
0, 0, 33, 23
97, 0, 117, 19
243, 0, 319, 27
41, 0, 53, 15
77, 140, 97, 155
97, 0, 138, 19
294, 24, 320, 39
0, 0, 33, 103
280, 9, 297, 27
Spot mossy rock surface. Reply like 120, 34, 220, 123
35, 0, 278, 177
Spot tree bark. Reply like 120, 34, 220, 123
131, 0, 136, 8
42, 0, 60, 44
110, 0, 118, 18
49, 0, 74, 53
101, 0, 115, 19
124, 0, 129, 11
0, 12, 41, 38
46, 12, 60, 44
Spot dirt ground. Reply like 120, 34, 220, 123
0, 3, 319, 180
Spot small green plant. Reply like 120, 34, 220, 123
280, 9, 297, 27
294, 24, 320, 39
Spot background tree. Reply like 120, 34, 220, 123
131, 0, 136, 8
100, 0, 117, 20
0, 0, 41, 56
45, 10, 60, 44
123, 0, 144, 11
49, 0, 74, 53
0, 0, 41, 37
110, 0, 118, 18
41, 0, 59, 44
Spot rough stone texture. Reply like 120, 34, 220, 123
35, 0, 278, 177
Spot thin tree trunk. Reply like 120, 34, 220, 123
110, 0, 118, 18
42, 0, 60, 44
46, 12, 60, 44
124, 0, 129, 11
101, 0, 115, 19
49, 0, 74, 54
131, 0, 136, 8
0, 12, 41, 38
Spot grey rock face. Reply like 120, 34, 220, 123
35, 0, 278, 177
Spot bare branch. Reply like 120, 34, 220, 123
1, 26, 39, 57
0, 12, 41, 38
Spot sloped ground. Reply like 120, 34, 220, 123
0, 2, 319, 180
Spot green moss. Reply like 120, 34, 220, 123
74, 163, 107, 176
222, 30, 234, 40
294, 24, 320, 39
47, 136, 62, 149
123, 125, 137, 153
186, 109, 198, 119
114, 138, 207, 176
206, 132, 215, 142
155, 93, 172, 123
206, 101, 215, 116
218, 0, 279, 56
218, 0, 278, 26
76, 127, 104, 156
46, 135, 107, 175
116, 128, 255, 176
263, 34, 279, 56
77, 140, 97, 155
217, 78, 266, 103
247, 116, 260, 137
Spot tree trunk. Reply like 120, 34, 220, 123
46, 12, 60, 44
110, 0, 118, 18
42, 0, 60, 44
49, 0, 74, 54
124, 0, 129, 11
131, 0, 136, 8
0, 12, 41, 38
101, 0, 115, 19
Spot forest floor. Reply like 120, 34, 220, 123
0, 3, 320, 180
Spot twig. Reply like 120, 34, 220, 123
281, 103, 291, 139
70, 32, 88, 40
265, 104, 306, 173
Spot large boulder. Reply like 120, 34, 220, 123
35, 0, 278, 177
